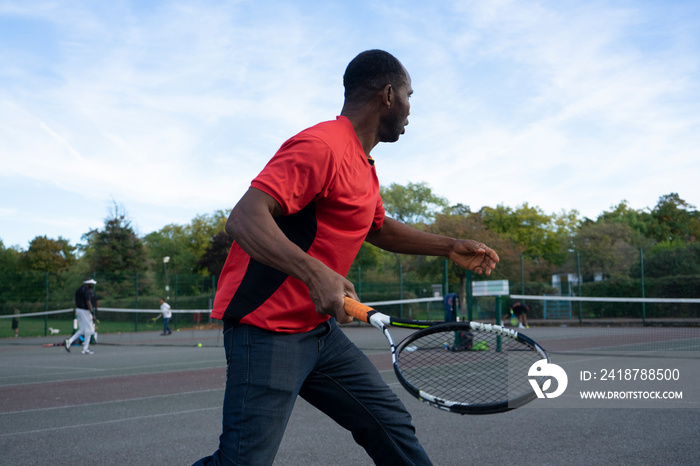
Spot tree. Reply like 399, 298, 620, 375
144, 224, 199, 277
380, 182, 448, 224
144, 209, 229, 277
596, 200, 653, 246
187, 211, 229, 260
19, 236, 76, 273
643, 242, 700, 278
427, 212, 523, 306
480, 203, 577, 265
0, 241, 21, 306
81, 203, 148, 274
572, 221, 637, 280
378, 182, 448, 298
197, 231, 234, 276
648, 193, 699, 244
0, 240, 20, 271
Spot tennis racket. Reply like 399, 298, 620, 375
43, 341, 65, 347
510, 311, 518, 327
147, 316, 159, 328
344, 297, 550, 415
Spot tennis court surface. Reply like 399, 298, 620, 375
1, 324, 698, 465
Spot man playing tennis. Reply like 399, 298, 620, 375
64, 279, 97, 355
194, 49, 499, 466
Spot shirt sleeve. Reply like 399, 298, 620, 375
371, 194, 385, 231
251, 135, 336, 215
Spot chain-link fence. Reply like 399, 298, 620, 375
2, 247, 699, 337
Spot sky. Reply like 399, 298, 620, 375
1, 0, 699, 250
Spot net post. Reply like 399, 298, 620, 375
640, 248, 646, 325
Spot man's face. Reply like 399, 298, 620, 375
378, 70, 412, 143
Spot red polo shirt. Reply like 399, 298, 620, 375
211, 116, 384, 333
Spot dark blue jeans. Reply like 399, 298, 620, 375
193, 318, 432, 466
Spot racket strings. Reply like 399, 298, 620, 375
397, 329, 543, 407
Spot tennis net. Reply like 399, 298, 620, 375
504, 295, 700, 355
0, 306, 223, 347
508, 294, 700, 324
4, 296, 698, 354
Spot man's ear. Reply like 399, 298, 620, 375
380, 84, 393, 108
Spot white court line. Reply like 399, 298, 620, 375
0, 405, 221, 438
0, 361, 225, 387
0, 388, 224, 418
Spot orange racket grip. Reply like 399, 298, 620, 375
343, 297, 374, 323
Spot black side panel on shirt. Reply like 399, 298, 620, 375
223, 202, 318, 323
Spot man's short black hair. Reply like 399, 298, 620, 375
343, 49, 406, 101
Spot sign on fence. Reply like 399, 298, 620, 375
472, 280, 509, 296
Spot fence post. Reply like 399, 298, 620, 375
211, 275, 216, 308
173, 275, 178, 330
466, 270, 473, 321
576, 251, 582, 324
44, 272, 49, 336
134, 273, 139, 332
358, 266, 362, 301
443, 260, 448, 297
640, 248, 646, 325
520, 255, 524, 295
399, 261, 404, 318
495, 296, 503, 352
495, 296, 502, 324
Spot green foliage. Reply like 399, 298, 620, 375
0, 240, 20, 271
573, 221, 637, 279
578, 274, 700, 318
380, 182, 448, 224
187, 211, 229, 260
480, 203, 577, 265
80, 203, 148, 274
143, 224, 199, 276
595, 200, 654, 246
19, 236, 76, 273
197, 231, 234, 276
144, 210, 228, 277
3, 187, 700, 322
648, 193, 700, 244
642, 242, 700, 278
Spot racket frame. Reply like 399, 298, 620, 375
345, 297, 550, 415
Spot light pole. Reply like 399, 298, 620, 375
163, 256, 170, 299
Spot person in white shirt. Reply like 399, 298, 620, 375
157, 298, 173, 335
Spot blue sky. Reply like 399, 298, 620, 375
1, 0, 699, 250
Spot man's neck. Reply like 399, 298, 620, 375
341, 107, 380, 156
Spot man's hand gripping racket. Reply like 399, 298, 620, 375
344, 297, 550, 414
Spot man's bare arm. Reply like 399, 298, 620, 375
366, 217, 499, 275
226, 188, 357, 322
